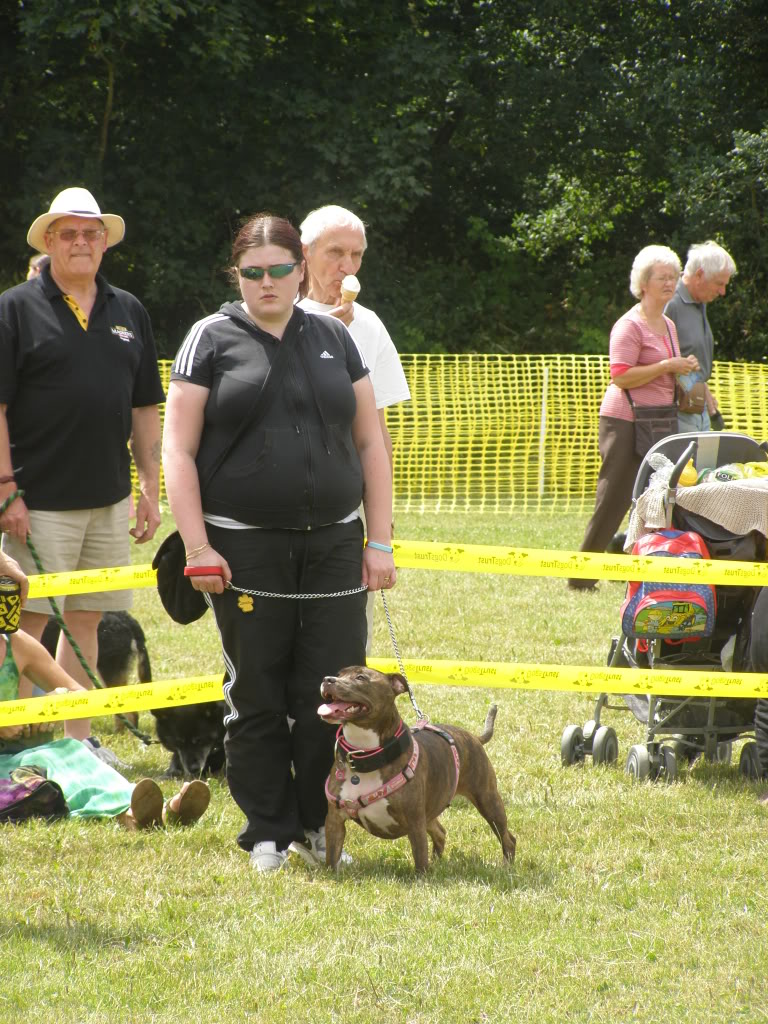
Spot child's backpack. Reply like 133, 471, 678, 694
620, 530, 716, 640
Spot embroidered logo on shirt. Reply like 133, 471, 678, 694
320, 350, 333, 359
237, 595, 254, 613
111, 325, 135, 342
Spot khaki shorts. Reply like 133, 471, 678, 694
1, 499, 133, 615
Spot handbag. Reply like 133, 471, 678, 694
676, 372, 708, 414
626, 394, 679, 458
152, 529, 207, 624
153, 313, 298, 625
625, 321, 680, 458
0, 765, 69, 823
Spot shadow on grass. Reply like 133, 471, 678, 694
304, 845, 555, 891
0, 917, 153, 953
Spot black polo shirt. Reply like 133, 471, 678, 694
0, 265, 165, 510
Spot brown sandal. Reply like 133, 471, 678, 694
163, 779, 210, 826
129, 778, 164, 829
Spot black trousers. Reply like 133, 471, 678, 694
750, 588, 768, 777
208, 520, 367, 851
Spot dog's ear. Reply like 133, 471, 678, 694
389, 674, 409, 696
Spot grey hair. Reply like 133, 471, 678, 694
684, 240, 737, 278
299, 205, 368, 250
629, 245, 681, 299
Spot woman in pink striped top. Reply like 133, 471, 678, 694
568, 245, 700, 590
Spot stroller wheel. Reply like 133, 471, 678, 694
704, 740, 732, 764
561, 725, 586, 766
626, 744, 651, 780
592, 726, 619, 766
657, 745, 678, 783
739, 741, 762, 779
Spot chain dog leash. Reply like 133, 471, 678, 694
224, 582, 368, 600
380, 590, 428, 723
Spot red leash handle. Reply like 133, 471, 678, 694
183, 565, 224, 577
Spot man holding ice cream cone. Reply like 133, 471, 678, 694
299, 204, 410, 471
299, 205, 410, 646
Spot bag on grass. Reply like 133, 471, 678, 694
0, 765, 69, 823
620, 530, 716, 640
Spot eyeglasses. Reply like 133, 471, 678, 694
650, 273, 679, 284
49, 228, 105, 243
239, 263, 298, 280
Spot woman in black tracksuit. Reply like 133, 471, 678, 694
162, 214, 395, 871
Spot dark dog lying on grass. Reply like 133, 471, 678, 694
151, 701, 227, 779
319, 666, 516, 872
41, 612, 226, 777
41, 610, 150, 731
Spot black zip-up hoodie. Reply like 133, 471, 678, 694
171, 303, 369, 529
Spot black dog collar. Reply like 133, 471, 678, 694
335, 721, 412, 773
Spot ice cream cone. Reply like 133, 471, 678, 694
340, 274, 360, 304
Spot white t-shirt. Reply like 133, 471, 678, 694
298, 298, 411, 409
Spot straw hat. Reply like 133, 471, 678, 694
27, 187, 125, 253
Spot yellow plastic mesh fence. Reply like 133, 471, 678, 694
138, 355, 768, 514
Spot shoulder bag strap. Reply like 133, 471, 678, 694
626, 319, 679, 409
200, 310, 301, 490
664, 319, 680, 359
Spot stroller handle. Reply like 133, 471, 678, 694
668, 439, 698, 489
666, 439, 698, 521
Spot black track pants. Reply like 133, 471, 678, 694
750, 588, 768, 776
208, 520, 367, 851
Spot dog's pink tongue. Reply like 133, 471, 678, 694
318, 701, 349, 720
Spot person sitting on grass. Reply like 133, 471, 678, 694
0, 626, 210, 829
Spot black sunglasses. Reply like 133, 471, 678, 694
239, 263, 298, 281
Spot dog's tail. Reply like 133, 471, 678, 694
478, 704, 498, 745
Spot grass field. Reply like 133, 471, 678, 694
3, 512, 768, 1024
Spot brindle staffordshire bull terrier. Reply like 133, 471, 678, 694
319, 666, 516, 872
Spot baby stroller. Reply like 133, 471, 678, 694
561, 431, 768, 782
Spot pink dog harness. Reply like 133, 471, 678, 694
325, 719, 461, 819
414, 721, 461, 802
325, 741, 421, 818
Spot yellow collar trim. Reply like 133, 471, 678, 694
62, 294, 89, 330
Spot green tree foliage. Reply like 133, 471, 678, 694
1, 0, 766, 359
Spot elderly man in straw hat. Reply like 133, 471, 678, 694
0, 187, 165, 763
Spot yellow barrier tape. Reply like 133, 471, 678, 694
391, 541, 768, 585
27, 564, 157, 598
368, 659, 768, 699
0, 677, 222, 726
23, 545, 768, 598
3, 661, 767, 726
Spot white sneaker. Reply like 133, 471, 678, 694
250, 841, 289, 873
289, 827, 352, 867
82, 736, 129, 770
